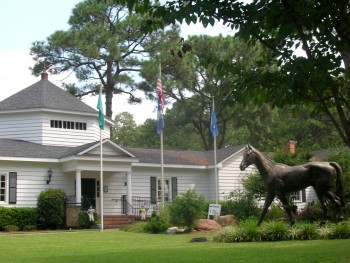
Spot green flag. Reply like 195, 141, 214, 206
97, 89, 105, 129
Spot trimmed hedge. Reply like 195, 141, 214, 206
0, 207, 38, 231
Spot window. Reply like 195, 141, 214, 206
290, 191, 300, 201
290, 190, 306, 202
0, 174, 5, 202
0, 172, 17, 204
157, 178, 171, 203
150, 177, 177, 204
50, 120, 87, 130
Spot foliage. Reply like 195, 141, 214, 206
239, 218, 262, 242
168, 189, 206, 229
222, 190, 260, 221
112, 112, 140, 146
288, 222, 320, 240
144, 211, 170, 234
30, 0, 180, 119
142, 0, 350, 148
119, 222, 147, 233
241, 170, 266, 201
214, 220, 350, 243
297, 204, 323, 223
0, 207, 38, 231
78, 211, 98, 229
139, 34, 269, 150
263, 204, 286, 222
260, 221, 289, 241
4, 225, 19, 232
37, 188, 68, 229
325, 150, 350, 204
328, 222, 350, 239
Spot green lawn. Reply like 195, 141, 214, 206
0, 230, 349, 263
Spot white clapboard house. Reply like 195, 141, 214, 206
0, 73, 316, 227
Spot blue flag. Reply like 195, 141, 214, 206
210, 101, 218, 138
157, 66, 165, 135
97, 89, 105, 130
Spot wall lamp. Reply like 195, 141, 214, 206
47, 168, 53, 184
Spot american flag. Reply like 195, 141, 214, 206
157, 65, 165, 135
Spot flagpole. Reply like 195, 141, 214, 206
161, 130, 164, 207
210, 100, 219, 204
100, 129, 104, 231
97, 86, 105, 232
159, 63, 165, 208
214, 136, 218, 204
156, 61, 165, 208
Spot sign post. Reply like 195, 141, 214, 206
208, 204, 221, 219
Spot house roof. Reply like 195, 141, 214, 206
0, 74, 97, 114
0, 139, 98, 159
0, 138, 245, 166
125, 145, 245, 166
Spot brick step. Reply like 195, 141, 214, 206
103, 215, 135, 229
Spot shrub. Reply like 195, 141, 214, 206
0, 207, 37, 231
213, 220, 350, 242
4, 225, 19, 232
264, 204, 286, 221
260, 221, 289, 241
23, 225, 37, 231
221, 190, 260, 220
329, 222, 350, 239
78, 211, 98, 229
213, 226, 245, 243
297, 203, 323, 222
240, 218, 262, 242
296, 222, 319, 240
0, 207, 16, 230
169, 189, 206, 230
144, 211, 170, 234
37, 188, 67, 229
11, 207, 38, 230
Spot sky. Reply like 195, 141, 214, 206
0, 0, 233, 124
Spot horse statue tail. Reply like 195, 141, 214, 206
330, 162, 345, 207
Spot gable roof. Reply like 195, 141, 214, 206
0, 76, 97, 114
125, 145, 245, 166
0, 139, 245, 166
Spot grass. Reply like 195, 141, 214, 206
0, 230, 350, 263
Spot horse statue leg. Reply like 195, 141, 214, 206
325, 190, 344, 221
278, 194, 295, 226
315, 191, 328, 227
258, 193, 275, 226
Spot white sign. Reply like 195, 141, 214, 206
208, 204, 221, 218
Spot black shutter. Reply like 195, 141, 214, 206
171, 177, 178, 201
9, 172, 17, 204
301, 189, 306, 202
151, 177, 157, 204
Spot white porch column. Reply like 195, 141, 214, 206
127, 172, 132, 215
75, 170, 82, 204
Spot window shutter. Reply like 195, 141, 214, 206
171, 177, 178, 201
150, 177, 157, 204
301, 189, 306, 202
9, 172, 17, 204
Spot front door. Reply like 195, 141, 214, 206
81, 179, 96, 210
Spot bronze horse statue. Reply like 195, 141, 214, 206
239, 145, 345, 226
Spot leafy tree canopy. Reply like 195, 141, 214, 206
116, 0, 350, 147
30, 0, 180, 119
